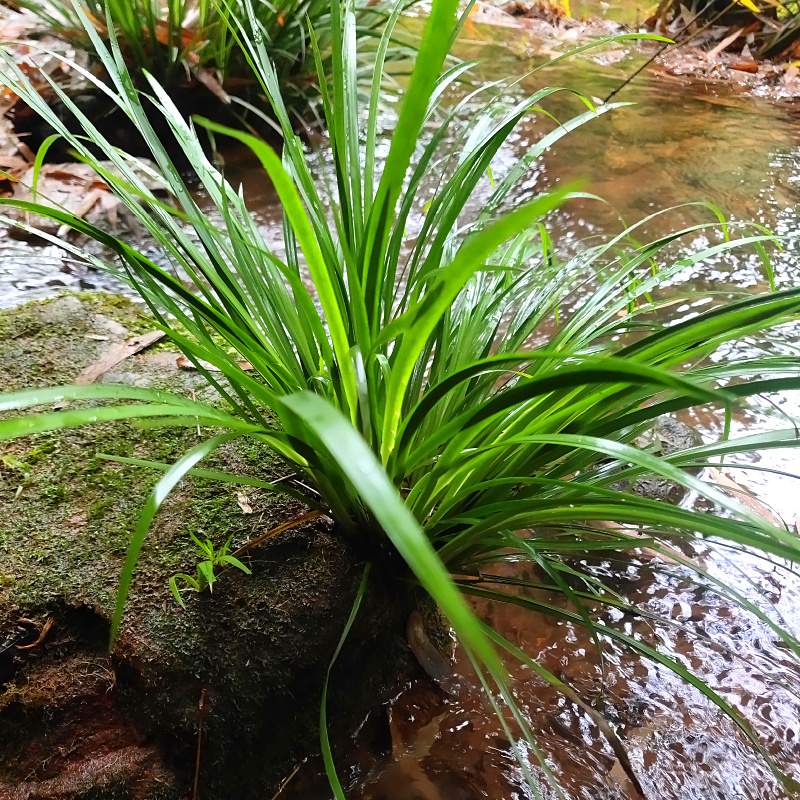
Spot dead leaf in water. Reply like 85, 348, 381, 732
729, 61, 759, 73
707, 467, 783, 526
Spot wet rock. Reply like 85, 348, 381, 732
91, 313, 130, 340
640, 415, 704, 457
37, 293, 86, 326
612, 416, 704, 504
0, 293, 413, 800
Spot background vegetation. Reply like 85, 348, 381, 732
11, 0, 414, 125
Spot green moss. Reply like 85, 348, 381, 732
0, 292, 294, 615
71, 292, 153, 334
0, 421, 295, 613
0, 293, 412, 800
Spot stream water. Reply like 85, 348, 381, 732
280, 22, 800, 800
2, 12, 800, 800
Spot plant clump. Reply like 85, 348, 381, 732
1, 1, 800, 797
2, 0, 415, 149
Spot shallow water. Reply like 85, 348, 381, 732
276, 22, 800, 800
3, 14, 800, 799
335, 555, 800, 800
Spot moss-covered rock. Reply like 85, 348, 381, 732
0, 293, 413, 800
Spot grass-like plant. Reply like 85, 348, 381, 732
12, 0, 409, 121
169, 532, 252, 608
2, 0, 800, 795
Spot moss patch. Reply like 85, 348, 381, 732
0, 292, 293, 615
0, 293, 413, 800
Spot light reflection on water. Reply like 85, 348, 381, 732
0, 238, 128, 308
282, 548, 800, 799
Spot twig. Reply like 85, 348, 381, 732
706, 26, 743, 60
232, 510, 322, 558
192, 687, 209, 800
16, 617, 54, 650
269, 763, 302, 800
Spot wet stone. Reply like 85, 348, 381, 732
0, 292, 414, 800
37, 294, 86, 326
609, 416, 705, 504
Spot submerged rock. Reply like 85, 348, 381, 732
607, 415, 705, 505
0, 293, 413, 799
631, 415, 704, 504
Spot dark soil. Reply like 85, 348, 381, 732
7, 84, 263, 170
0, 293, 415, 800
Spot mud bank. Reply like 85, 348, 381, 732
0, 293, 414, 800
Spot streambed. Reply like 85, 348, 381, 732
2, 12, 800, 800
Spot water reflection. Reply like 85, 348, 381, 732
283, 546, 800, 799
0, 237, 127, 308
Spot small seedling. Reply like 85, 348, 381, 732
1, 453, 32, 475
169, 533, 251, 609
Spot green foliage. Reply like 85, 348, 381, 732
169, 532, 252, 608
13, 0, 413, 119
1, 0, 800, 795
0, 452, 33, 478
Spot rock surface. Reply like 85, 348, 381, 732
607, 415, 705, 505
0, 293, 413, 799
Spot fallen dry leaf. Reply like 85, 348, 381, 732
195, 67, 231, 103
16, 141, 35, 162
236, 491, 253, 514
56, 186, 106, 238
0, 153, 29, 174
73, 330, 166, 386
232, 511, 322, 557
10, 160, 166, 237
154, 18, 199, 49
